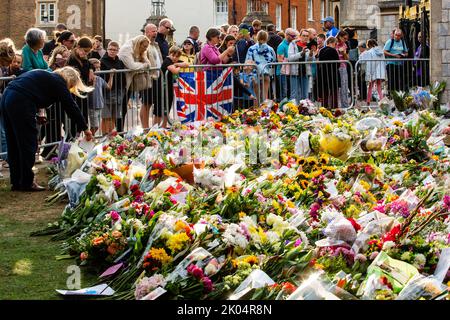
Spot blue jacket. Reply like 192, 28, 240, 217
245, 43, 276, 75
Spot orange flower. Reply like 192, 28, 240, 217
107, 243, 120, 255
111, 231, 122, 239
92, 237, 104, 247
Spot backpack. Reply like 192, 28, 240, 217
388, 38, 408, 56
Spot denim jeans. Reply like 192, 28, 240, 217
280, 75, 288, 101
289, 75, 300, 103
299, 75, 309, 101
339, 66, 349, 108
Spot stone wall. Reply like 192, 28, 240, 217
379, 13, 397, 45
431, 0, 450, 102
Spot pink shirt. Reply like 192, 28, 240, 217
200, 43, 222, 66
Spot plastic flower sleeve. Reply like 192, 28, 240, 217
137, 220, 167, 268
361, 217, 397, 237
165, 247, 213, 283
139, 167, 156, 193
355, 117, 384, 131
127, 161, 146, 185
351, 232, 371, 254
63, 170, 92, 207
80, 143, 103, 173
229, 270, 275, 300
140, 287, 167, 300
323, 216, 357, 244
294, 131, 312, 157
137, 146, 159, 168
358, 251, 419, 298
287, 271, 340, 300
396, 274, 448, 300
63, 143, 87, 179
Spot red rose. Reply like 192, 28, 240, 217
347, 218, 362, 231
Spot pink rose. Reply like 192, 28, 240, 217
201, 277, 213, 293
110, 211, 120, 221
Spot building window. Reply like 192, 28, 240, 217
321, 0, 326, 19
308, 0, 314, 21
215, 0, 228, 26
38, 1, 57, 24
262, 2, 268, 14
291, 6, 297, 29
276, 4, 282, 31
247, 0, 252, 13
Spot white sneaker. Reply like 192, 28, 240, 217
35, 154, 43, 164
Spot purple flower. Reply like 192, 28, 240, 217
332, 247, 355, 265
390, 200, 410, 218
443, 195, 450, 209
309, 202, 321, 220
239, 223, 251, 241
201, 276, 214, 293
294, 239, 303, 247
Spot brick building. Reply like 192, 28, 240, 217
228, 0, 330, 32
0, 0, 104, 47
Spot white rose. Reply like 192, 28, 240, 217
382, 241, 396, 251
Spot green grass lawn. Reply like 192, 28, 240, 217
0, 167, 98, 300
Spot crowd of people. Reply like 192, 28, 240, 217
0, 16, 430, 189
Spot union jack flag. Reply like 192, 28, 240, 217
174, 67, 234, 123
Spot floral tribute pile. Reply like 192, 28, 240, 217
37, 96, 450, 300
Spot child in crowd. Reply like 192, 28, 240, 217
88, 58, 114, 135
1, 53, 24, 77
233, 66, 256, 110
161, 46, 189, 127
48, 45, 70, 70
240, 62, 257, 107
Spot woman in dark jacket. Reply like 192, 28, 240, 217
0, 67, 93, 191
67, 37, 94, 137
317, 36, 341, 109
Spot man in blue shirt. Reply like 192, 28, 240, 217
276, 28, 297, 101
384, 28, 409, 94
321, 16, 339, 38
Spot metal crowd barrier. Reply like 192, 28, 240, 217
354, 58, 430, 106
261, 60, 355, 109
164, 63, 261, 126
0, 58, 433, 159
0, 76, 15, 159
